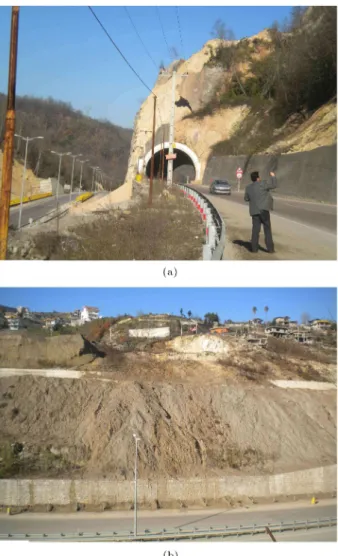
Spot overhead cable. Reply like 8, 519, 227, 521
156, 6, 172, 60
124, 7, 159, 70
88, 6, 155, 97
175, 6, 185, 60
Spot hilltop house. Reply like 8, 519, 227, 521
310, 319, 332, 330
265, 325, 290, 337
249, 318, 264, 326
70, 309, 82, 327
274, 317, 290, 326
80, 306, 100, 324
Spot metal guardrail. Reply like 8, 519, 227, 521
1, 517, 336, 542
176, 184, 226, 260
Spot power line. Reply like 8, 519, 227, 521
175, 6, 185, 60
89, 8, 165, 147
88, 6, 155, 96
156, 7, 172, 60
124, 7, 159, 71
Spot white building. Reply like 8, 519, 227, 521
310, 319, 332, 331
274, 317, 290, 326
8, 317, 24, 331
80, 306, 100, 324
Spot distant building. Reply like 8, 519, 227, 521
80, 306, 100, 324
265, 325, 290, 337
7, 317, 24, 331
70, 309, 81, 327
274, 317, 290, 326
310, 319, 332, 331
249, 318, 264, 326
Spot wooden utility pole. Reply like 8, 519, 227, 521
148, 94, 157, 207
0, 7, 20, 260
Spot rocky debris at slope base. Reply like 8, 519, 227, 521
0, 376, 335, 480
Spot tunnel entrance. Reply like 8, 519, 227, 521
144, 142, 200, 182
146, 148, 196, 182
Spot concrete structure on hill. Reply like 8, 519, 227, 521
80, 306, 100, 324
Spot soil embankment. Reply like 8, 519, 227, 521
0, 332, 336, 482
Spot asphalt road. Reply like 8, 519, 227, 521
0, 500, 335, 538
195, 187, 337, 234
9, 193, 79, 229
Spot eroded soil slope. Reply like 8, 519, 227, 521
0, 375, 336, 480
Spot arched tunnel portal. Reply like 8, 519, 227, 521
144, 142, 201, 182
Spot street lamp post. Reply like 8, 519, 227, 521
133, 433, 140, 538
15, 134, 44, 229
79, 159, 89, 191
50, 150, 71, 234
69, 153, 82, 202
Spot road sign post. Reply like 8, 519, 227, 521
236, 167, 243, 191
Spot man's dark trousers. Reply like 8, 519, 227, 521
251, 210, 274, 253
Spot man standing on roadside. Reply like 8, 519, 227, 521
244, 171, 277, 253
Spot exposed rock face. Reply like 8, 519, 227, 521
125, 28, 336, 186
125, 33, 271, 183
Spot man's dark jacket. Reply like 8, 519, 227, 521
244, 176, 277, 216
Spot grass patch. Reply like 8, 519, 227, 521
25, 187, 205, 260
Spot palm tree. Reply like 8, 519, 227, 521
251, 306, 257, 332
264, 306, 269, 323
180, 308, 184, 317
187, 310, 192, 319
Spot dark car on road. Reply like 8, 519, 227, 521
210, 179, 231, 195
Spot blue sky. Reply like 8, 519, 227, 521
0, 5, 293, 128
0, 288, 336, 322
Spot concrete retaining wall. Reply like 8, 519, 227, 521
203, 145, 337, 203
129, 327, 170, 338
0, 466, 336, 508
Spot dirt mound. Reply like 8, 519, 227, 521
0, 376, 335, 480
0, 333, 100, 369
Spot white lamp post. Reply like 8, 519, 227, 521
15, 134, 44, 229
133, 433, 140, 538
50, 150, 71, 233
79, 159, 89, 191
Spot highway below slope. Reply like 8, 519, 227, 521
0, 499, 335, 539
9, 192, 109, 230
193, 186, 337, 259
195, 187, 337, 234
9, 193, 79, 229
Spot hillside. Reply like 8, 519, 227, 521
0, 330, 336, 481
0, 94, 133, 190
126, 6, 336, 197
